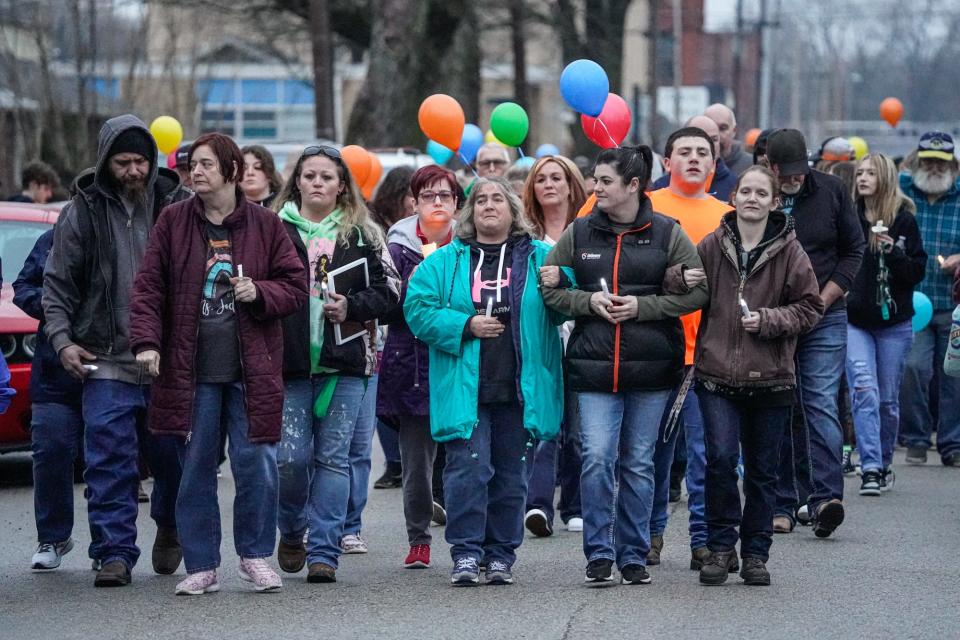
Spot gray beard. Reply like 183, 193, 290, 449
913, 168, 955, 196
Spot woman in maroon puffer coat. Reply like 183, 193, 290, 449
130, 133, 307, 596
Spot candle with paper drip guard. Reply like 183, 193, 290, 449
237, 264, 244, 279
870, 222, 888, 235
739, 297, 751, 318
600, 278, 610, 295
485, 297, 494, 318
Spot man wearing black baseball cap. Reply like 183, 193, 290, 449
765, 129, 866, 539
899, 131, 960, 467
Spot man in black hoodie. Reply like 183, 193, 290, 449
765, 129, 865, 539
43, 115, 191, 586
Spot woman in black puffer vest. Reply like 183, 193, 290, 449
541, 146, 707, 585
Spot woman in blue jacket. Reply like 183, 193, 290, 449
404, 177, 570, 587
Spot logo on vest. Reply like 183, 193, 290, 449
581, 252, 602, 260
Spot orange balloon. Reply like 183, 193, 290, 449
418, 94, 465, 151
362, 153, 383, 200
341, 145, 372, 188
880, 97, 904, 128
745, 128, 761, 148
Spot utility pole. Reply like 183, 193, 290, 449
309, 0, 336, 141
732, 0, 743, 110
647, 0, 660, 147
672, 0, 682, 125
757, 0, 773, 128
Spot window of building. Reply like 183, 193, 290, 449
242, 79, 279, 104
200, 108, 236, 136
242, 110, 277, 139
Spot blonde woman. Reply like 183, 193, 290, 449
846, 153, 927, 495
272, 145, 399, 583
520, 155, 588, 537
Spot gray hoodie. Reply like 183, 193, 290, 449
43, 114, 189, 384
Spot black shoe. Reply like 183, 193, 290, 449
881, 466, 895, 492
942, 453, 960, 467
813, 499, 845, 538
698, 550, 738, 585
620, 564, 651, 585
739, 557, 771, 586
524, 509, 553, 537
584, 559, 614, 585
841, 448, 856, 476
905, 447, 927, 464
152, 526, 182, 575
373, 462, 403, 489
859, 470, 882, 496
431, 501, 447, 526
94, 560, 131, 587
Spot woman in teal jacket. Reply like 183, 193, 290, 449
404, 177, 571, 587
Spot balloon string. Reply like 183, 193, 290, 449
596, 118, 619, 148
459, 152, 480, 178
517, 147, 526, 159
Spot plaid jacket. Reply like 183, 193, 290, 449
900, 173, 960, 312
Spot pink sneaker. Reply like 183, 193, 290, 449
175, 569, 220, 595
238, 557, 282, 592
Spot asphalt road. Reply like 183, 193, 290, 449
0, 446, 957, 640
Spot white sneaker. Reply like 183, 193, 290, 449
238, 557, 282, 592
175, 569, 220, 595
566, 517, 584, 533
341, 533, 369, 554
31, 538, 74, 570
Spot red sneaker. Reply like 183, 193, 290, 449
404, 544, 431, 569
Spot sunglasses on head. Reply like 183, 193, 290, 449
301, 145, 342, 161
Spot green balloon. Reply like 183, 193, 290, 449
490, 102, 529, 147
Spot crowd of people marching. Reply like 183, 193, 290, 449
2, 102, 959, 594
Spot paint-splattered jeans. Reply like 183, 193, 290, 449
277, 375, 366, 569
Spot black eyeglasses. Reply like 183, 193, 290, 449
301, 145, 342, 161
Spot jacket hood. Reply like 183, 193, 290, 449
387, 214, 456, 254
92, 114, 159, 197
714, 156, 731, 180
587, 196, 655, 233
718, 209, 794, 266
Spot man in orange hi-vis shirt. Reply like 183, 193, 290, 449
648, 123, 732, 571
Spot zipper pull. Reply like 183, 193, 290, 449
185, 431, 192, 443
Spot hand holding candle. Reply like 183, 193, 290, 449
230, 263, 257, 302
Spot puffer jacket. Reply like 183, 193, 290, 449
129, 191, 308, 443
694, 211, 824, 388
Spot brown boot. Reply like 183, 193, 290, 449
772, 515, 794, 534
307, 562, 336, 583
646, 535, 664, 565
277, 538, 307, 573
94, 560, 131, 587
152, 526, 182, 575
690, 546, 711, 570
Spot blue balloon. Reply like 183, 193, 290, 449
535, 143, 560, 158
515, 156, 535, 169
459, 124, 484, 163
913, 291, 933, 332
560, 59, 609, 117
426, 140, 453, 165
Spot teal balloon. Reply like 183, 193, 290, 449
913, 291, 933, 332
515, 156, 535, 169
535, 143, 560, 158
426, 140, 453, 165
490, 102, 529, 148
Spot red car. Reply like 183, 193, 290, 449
0, 202, 61, 452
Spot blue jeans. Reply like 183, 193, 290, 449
700, 387, 789, 561
900, 311, 960, 458
277, 375, 366, 568
525, 389, 582, 524
579, 389, 671, 568
774, 307, 846, 518
444, 402, 528, 565
176, 383, 277, 572
82, 379, 181, 568
650, 382, 707, 549
344, 374, 378, 536
846, 321, 914, 471
32, 402, 84, 544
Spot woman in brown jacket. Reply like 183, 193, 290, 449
677, 166, 823, 587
